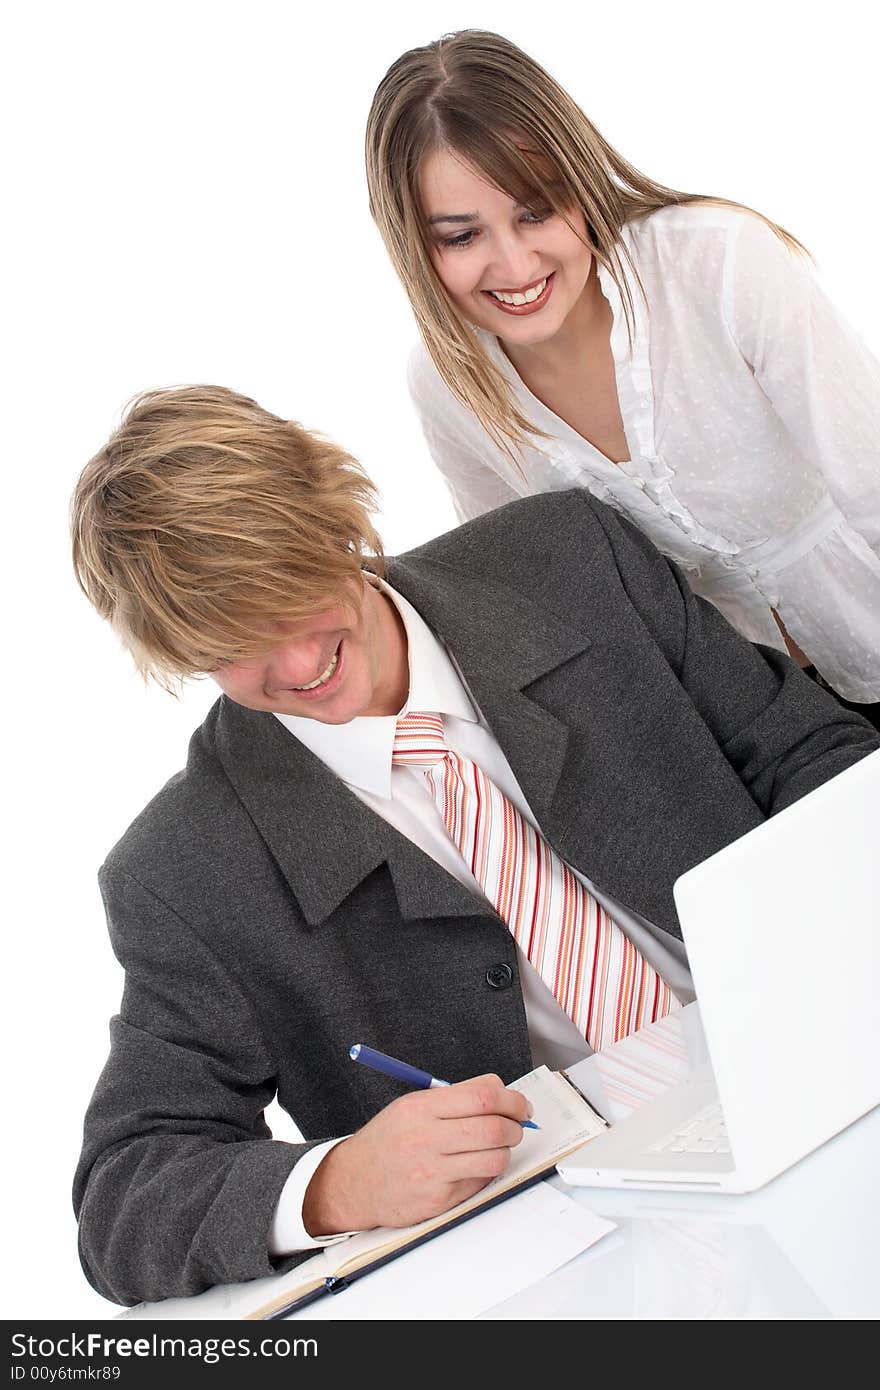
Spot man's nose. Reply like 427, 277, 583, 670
267, 638, 328, 689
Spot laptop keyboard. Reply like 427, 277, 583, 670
648, 1100, 731, 1155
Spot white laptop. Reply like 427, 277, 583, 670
557, 746, 880, 1193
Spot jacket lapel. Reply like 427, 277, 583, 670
388, 555, 592, 825
388, 556, 678, 931
213, 695, 487, 927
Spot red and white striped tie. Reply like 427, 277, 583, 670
393, 710, 680, 1052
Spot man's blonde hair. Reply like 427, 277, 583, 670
71, 385, 385, 687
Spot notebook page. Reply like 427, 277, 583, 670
328, 1063, 608, 1271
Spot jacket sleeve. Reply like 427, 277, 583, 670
586, 492, 879, 811
73, 865, 324, 1306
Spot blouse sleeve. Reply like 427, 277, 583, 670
722, 215, 880, 546
407, 345, 522, 524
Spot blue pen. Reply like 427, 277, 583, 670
349, 1043, 539, 1128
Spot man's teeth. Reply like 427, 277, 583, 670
293, 651, 339, 691
489, 277, 547, 306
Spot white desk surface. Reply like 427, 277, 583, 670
481, 1005, 879, 1321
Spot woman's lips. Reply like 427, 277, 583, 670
482, 272, 555, 316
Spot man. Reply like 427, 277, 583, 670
71, 385, 878, 1306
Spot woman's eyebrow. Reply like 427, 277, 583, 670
426, 211, 479, 225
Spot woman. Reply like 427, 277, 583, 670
365, 29, 880, 722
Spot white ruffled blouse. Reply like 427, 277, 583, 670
408, 204, 880, 701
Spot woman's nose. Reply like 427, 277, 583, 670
487, 231, 538, 289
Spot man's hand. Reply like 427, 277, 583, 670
302, 1074, 533, 1236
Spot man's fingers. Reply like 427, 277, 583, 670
437, 1113, 527, 1155
425, 1073, 533, 1125
441, 1145, 516, 1183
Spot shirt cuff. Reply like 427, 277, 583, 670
268, 1137, 358, 1256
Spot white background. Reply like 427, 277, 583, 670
4, 0, 878, 1319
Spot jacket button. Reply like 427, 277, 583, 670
486, 963, 514, 990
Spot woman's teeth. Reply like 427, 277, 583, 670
292, 650, 339, 691
489, 277, 547, 306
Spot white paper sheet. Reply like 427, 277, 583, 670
282, 1181, 615, 1321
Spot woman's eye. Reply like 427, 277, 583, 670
439, 229, 477, 249
522, 208, 553, 225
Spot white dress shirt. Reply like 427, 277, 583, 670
409, 203, 880, 701
267, 579, 693, 1254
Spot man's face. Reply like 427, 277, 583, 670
211, 581, 409, 722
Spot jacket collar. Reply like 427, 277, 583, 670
211, 556, 592, 927
388, 555, 592, 820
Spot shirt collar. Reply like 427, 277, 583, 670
274, 578, 477, 798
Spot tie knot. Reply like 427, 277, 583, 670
392, 711, 448, 768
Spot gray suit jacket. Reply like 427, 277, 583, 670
73, 490, 878, 1304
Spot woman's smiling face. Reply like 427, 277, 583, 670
418, 146, 593, 348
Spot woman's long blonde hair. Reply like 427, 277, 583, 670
366, 28, 804, 461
